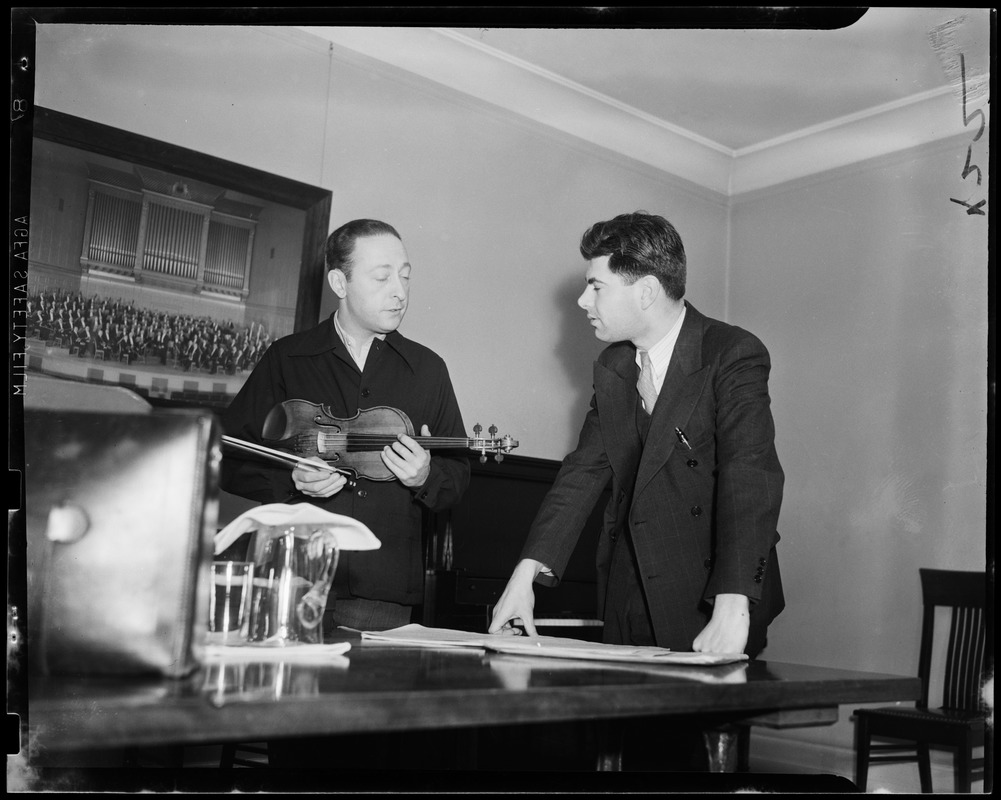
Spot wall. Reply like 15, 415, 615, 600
32, 24, 730, 460
729, 139, 989, 790
32, 25, 333, 187
312, 44, 729, 460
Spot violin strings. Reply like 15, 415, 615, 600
316, 436, 490, 444
316, 434, 507, 450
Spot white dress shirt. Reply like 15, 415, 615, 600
635, 304, 687, 403
334, 311, 385, 371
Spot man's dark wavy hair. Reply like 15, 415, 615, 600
579, 211, 686, 300
326, 219, 402, 279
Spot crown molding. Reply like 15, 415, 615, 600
729, 87, 976, 197
296, 26, 985, 199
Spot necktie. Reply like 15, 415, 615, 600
637, 349, 658, 414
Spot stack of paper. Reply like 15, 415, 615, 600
360, 624, 747, 665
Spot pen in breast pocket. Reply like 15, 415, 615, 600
674, 428, 692, 450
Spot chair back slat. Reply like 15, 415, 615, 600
919, 568, 987, 712
943, 606, 986, 710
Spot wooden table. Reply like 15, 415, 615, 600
23, 632, 920, 791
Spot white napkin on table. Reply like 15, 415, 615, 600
214, 502, 381, 556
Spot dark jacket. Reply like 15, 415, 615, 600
521, 303, 784, 654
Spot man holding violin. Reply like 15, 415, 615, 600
221, 218, 471, 634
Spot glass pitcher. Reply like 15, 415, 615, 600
246, 525, 339, 645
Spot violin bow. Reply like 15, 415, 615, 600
221, 435, 358, 486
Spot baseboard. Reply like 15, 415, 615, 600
749, 729, 985, 794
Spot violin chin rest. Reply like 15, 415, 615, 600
262, 404, 289, 441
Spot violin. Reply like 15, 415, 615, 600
227, 400, 519, 482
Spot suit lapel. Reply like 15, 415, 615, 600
594, 348, 641, 471
634, 304, 710, 497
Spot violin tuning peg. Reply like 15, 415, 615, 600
479, 454, 487, 464
489, 425, 498, 437
494, 453, 504, 463
473, 423, 482, 436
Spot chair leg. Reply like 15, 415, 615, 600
166, 745, 184, 768
854, 717, 871, 792
736, 724, 751, 772
454, 728, 479, 769
987, 725, 995, 794
955, 742, 973, 793
702, 725, 741, 773
917, 742, 933, 792
595, 719, 624, 772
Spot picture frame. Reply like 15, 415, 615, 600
21, 106, 332, 409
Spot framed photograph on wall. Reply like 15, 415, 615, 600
21, 107, 332, 409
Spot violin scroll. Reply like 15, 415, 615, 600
473, 423, 519, 464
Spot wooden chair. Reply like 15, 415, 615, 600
853, 568, 990, 793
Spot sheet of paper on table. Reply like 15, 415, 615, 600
359, 624, 747, 665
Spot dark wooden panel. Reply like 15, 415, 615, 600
424, 454, 610, 632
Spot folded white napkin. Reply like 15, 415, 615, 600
214, 503, 381, 556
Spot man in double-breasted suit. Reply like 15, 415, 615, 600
489, 211, 784, 658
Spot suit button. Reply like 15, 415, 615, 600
759, 557, 767, 566
690, 506, 702, 517
754, 576, 763, 583
687, 459, 698, 468
357, 489, 368, 499
361, 388, 371, 398
703, 558, 712, 569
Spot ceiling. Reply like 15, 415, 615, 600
22, 7, 991, 162
301, 8, 989, 195
442, 7, 985, 152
